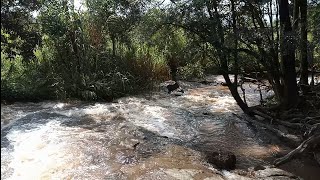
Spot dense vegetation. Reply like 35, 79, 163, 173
1, 0, 319, 106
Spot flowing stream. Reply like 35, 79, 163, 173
1, 75, 298, 180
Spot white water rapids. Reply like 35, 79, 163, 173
2, 75, 287, 180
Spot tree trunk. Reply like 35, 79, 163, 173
279, 0, 299, 108
293, 0, 300, 31
231, 0, 239, 84
272, 0, 284, 103
223, 73, 252, 115
168, 57, 178, 81
211, 0, 251, 115
299, 0, 309, 85
111, 36, 116, 57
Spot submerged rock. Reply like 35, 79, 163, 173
253, 165, 266, 171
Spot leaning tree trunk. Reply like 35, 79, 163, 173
222, 73, 252, 115
279, 0, 299, 109
299, 0, 309, 86
212, 0, 251, 115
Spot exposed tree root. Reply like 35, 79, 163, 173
243, 108, 320, 166
234, 81, 320, 169
289, 116, 320, 124
314, 152, 320, 166
250, 109, 309, 130
273, 134, 320, 166
233, 113, 301, 148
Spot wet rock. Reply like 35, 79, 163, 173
164, 169, 208, 180
198, 80, 218, 85
202, 112, 210, 115
221, 82, 228, 86
206, 151, 236, 170
171, 91, 184, 96
137, 168, 224, 180
133, 142, 140, 149
253, 166, 301, 180
222, 170, 252, 180
222, 166, 301, 180
134, 166, 300, 180
121, 155, 136, 164
167, 82, 180, 94
253, 165, 266, 171
160, 80, 184, 95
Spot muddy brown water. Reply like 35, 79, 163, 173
1, 75, 319, 179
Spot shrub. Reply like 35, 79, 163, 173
179, 61, 205, 80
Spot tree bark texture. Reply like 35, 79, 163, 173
299, 0, 309, 85
279, 0, 299, 108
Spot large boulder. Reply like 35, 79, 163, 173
205, 151, 236, 170
160, 81, 184, 95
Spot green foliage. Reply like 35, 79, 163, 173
1, 29, 55, 101
1, 0, 225, 102
136, 8, 215, 78
7, 0, 170, 102
1, 29, 26, 100
1, 0, 42, 60
178, 61, 205, 80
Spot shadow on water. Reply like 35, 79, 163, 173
58, 112, 187, 160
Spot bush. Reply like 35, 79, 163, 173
178, 61, 205, 80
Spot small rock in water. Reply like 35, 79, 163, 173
253, 164, 266, 171
220, 82, 228, 86
206, 151, 236, 170
132, 142, 140, 149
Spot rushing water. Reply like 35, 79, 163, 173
2, 75, 291, 180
